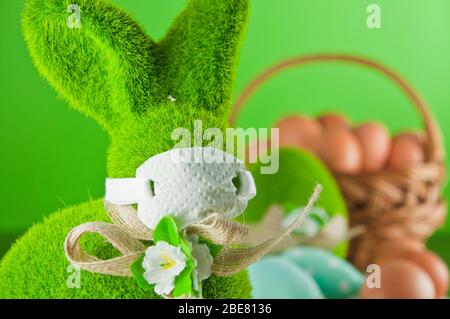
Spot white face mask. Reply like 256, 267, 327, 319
105, 147, 256, 229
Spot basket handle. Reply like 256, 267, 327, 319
230, 54, 444, 162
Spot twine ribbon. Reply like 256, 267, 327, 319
65, 185, 323, 278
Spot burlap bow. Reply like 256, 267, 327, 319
65, 184, 322, 278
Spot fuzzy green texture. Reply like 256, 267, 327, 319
0, 200, 251, 298
0, 0, 251, 298
240, 148, 349, 257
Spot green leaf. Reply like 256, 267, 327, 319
130, 254, 154, 290
153, 215, 180, 246
179, 236, 193, 258
172, 237, 195, 297
173, 259, 195, 297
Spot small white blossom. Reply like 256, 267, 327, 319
142, 241, 186, 295
187, 235, 213, 292
193, 243, 213, 281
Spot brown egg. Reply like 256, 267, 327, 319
274, 115, 321, 150
377, 248, 449, 298
374, 238, 424, 261
316, 127, 362, 174
318, 113, 349, 129
360, 260, 435, 299
387, 132, 425, 170
354, 122, 391, 172
404, 131, 426, 144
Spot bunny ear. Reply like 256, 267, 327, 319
159, 0, 249, 113
22, 0, 162, 130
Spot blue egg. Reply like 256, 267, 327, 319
283, 247, 364, 299
248, 256, 324, 299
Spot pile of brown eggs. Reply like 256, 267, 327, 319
252, 112, 449, 298
274, 113, 425, 174
360, 238, 449, 299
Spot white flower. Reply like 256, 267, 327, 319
187, 234, 213, 292
142, 241, 186, 295
192, 243, 213, 281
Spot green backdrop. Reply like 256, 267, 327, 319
1, 0, 449, 256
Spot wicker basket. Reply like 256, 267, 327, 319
230, 54, 447, 270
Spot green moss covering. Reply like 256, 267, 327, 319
0, 200, 251, 298
0, 0, 251, 298
240, 148, 349, 257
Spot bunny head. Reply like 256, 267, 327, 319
0, 0, 253, 299
23, 0, 249, 178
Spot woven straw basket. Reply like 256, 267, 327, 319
230, 54, 447, 270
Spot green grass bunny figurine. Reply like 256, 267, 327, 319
0, 0, 252, 298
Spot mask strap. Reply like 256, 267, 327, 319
105, 177, 153, 205
236, 170, 257, 199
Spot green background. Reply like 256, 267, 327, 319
1, 0, 449, 256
